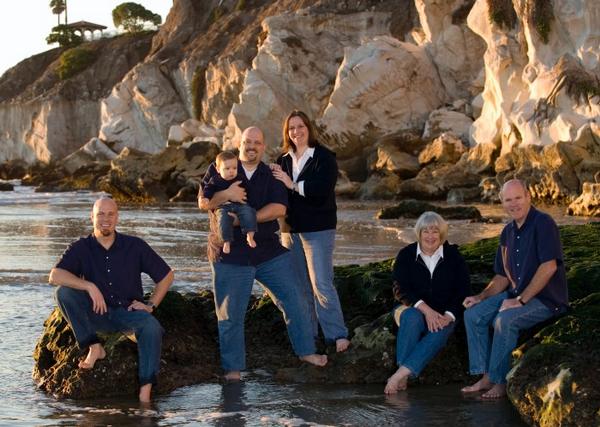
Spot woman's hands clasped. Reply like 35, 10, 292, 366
417, 303, 453, 332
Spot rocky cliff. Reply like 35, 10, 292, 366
1, 0, 599, 213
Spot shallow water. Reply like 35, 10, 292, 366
1, 182, 593, 426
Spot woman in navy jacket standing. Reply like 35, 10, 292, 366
271, 110, 350, 352
384, 211, 471, 394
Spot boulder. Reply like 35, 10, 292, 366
167, 125, 192, 145
567, 182, 600, 217
374, 142, 420, 178
61, 138, 118, 175
376, 199, 482, 220
33, 291, 220, 399
0, 181, 14, 191
397, 163, 482, 200
98, 140, 220, 203
418, 133, 467, 166
507, 293, 600, 427
358, 172, 402, 200
422, 109, 473, 143
319, 36, 447, 159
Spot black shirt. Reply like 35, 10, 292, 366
276, 143, 337, 232
55, 232, 172, 308
201, 161, 289, 266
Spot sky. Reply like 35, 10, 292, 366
0, 0, 173, 76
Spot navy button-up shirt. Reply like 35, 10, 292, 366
55, 232, 172, 308
201, 161, 288, 266
494, 207, 568, 312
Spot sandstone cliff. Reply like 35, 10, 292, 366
1, 0, 599, 213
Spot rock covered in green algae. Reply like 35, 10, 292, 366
33, 291, 220, 399
376, 199, 482, 220
33, 223, 600, 400
507, 293, 600, 427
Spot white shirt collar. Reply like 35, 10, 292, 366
416, 243, 444, 260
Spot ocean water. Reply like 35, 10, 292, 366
4, 181, 590, 426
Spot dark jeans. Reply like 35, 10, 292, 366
54, 286, 164, 386
216, 203, 257, 242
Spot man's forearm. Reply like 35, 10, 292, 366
148, 270, 174, 307
479, 275, 510, 300
256, 203, 286, 222
520, 260, 557, 303
199, 190, 230, 211
49, 268, 91, 291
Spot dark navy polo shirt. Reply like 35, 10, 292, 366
201, 161, 288, 266
493, 207, 568, 313
55, 232, 172, 308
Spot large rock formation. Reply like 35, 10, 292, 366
0, 34, 154, 164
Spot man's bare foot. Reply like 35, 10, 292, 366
139, 383, 152, 403
246, 233, 256, 248
224, 371, 241, 381
461, 374, 493, 393
384, 366, 410, 394
223, 242, 231, 254
300, 354, 328, 367
78, 344, 106, 370
481, 384, 506, 399
335, 338, 350, 352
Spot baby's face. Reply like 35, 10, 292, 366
218, 158, 238, 180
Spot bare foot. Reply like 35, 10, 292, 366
246, 232, 256, 248
300, 354, 328, 367
461, 374, 493, 393
139, 383, 152, 403
481, 384, 506, 399
222, 242, 231, 254
78, 344, 106, 370
384, 367, 410, 394
223, 371, 241, 381
335, 338, 350, 353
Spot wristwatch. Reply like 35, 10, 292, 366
516, 295, 525, 305
147, 302, 157, 312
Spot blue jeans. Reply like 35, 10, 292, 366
54, 286, 164, 386
211, 252, 316, 371
464, 291, 554, 384
281, 230, 348, 342
395, 307, 455, 376
216, 202, 257, 242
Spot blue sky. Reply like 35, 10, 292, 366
0, 0, 173, 76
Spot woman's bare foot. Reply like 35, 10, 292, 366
481, 384, 506, 399
139, 383, 152, 403
222, 241, 231, 254
384, 366, 410, 394
300, 354, 328, 367
79, 343, 106, 370
246, 232, 256, 248
224, 371, 241, 381
461, 374, 493, 393
335, 338, 350, 352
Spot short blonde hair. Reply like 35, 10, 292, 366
414, 211, 448, 244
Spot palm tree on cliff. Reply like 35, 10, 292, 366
50, 0, 67, 26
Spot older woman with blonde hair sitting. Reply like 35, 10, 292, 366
384, 211, 471, 394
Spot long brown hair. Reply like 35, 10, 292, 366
282, 110, 318, 153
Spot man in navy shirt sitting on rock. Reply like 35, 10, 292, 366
461, 179, 568, 399
198, 126, 327, 381
49, 196, 174, 403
